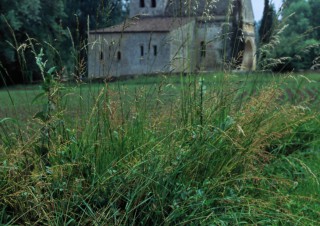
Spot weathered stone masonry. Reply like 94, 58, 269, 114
88, 0, 256, 78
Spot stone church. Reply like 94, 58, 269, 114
88, 0, 256, 78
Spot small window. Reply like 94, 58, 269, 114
100, 51, 104, 60
200, 41, 206, 58
140, 45, 144, 57
140, 0, 145, 7
117, 51, 121, 61
153, 45, 157, 56
151, 0, 156, 8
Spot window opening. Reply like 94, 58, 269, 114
140, 45, 144, 57
151, 0, 156, 8
100, 51, 104, 60
117, 51, 121, 61
153, 45, 157, 56
140, 0, 145, 7
200, 41, 206, 58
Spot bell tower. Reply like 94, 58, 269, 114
129, 0, 169, 17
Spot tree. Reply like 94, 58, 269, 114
0, 0, 126, 85
309, 0, 320, 39
230, 0, 245, 69
259, 0, 276, 45
274, 0, 320, 71
0, 0, 42, 84
0, 0, 67, 84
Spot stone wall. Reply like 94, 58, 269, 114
169, 20, 196, 73
88, 20, 198, 78
195, 21, 225, 71
88, 32, 171, 78
88, 0, 257, 77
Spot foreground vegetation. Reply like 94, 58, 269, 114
1, 71, 320, 224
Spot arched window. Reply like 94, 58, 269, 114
140, 0, 145, 7
153, 45, 157, 56
151, 0, 156, 8
200, 41, 206, 58
100, 51, 104, 60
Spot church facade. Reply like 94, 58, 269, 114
88, 0, 256, 78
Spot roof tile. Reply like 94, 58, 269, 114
90, 17, 193, 34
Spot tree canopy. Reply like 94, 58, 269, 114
259, 0, 276, 45
272, 0, 320, 71
0, 0, 126, 85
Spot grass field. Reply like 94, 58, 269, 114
1, 72, 320, 224
1, 72, 319, 118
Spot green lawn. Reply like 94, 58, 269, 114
1, 72, 319, 120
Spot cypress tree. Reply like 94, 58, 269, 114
259, 0, 276, 44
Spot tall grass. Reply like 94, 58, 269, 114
1, 70, 319, 224
1, 1, 320, 225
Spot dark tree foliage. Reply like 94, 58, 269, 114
0, 0, 65, 84
309, 0, 320, 39
0, 0, 67, 84
63, 0, 126, 79
64, 0, 125, 42
0, 0, 126, 86
259, 0, 276, 45
230, 0, 245, 69
274, 0, 320, 71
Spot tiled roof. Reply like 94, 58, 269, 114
90, 17, 193, 34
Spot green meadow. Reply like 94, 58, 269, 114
2, 72, 320, 117
1, 72, 320, 224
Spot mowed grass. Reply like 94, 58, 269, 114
1, 72, 320, 120
1, 72, 320, 224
